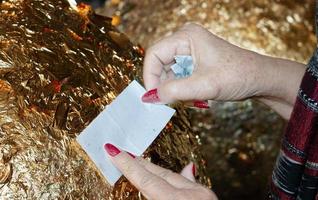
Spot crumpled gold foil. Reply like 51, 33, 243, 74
0, 0, 210, 199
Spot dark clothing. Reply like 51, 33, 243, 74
269, 3, 318, 200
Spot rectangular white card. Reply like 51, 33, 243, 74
77, 80, 175, 185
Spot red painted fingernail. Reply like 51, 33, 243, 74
127, 152, 136, 158
104, 143, 121, 157
192, 163, 196, 176
141, 88, 160, 103
193, 100, 209, 109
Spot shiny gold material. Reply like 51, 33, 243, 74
102, 0, 315, 63
0, 0, 209, 199
0, 163, 11, 184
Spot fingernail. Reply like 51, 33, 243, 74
127, 152, 136, 158
193, 100, 209, 109
104, 143, 121, 157
141, 88, 160, 103
192, 163, 196, 176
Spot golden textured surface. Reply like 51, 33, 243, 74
99, 0, 316, 62
0, 0, 210, 199
97, 0, 316, 199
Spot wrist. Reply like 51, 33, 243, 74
254, 54, 306, 105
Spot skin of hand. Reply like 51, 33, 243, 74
142, 23, 306, 119
104, 143, 218, 200
120, 23, 307, 199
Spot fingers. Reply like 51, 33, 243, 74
143, 24, 214, 103
180, 162, 196, 182
136, 159, 218, 200
141, 74, 216, 104
158, 75, 203, 103
143, 33, 191, 90
105, 145, 176, 199
105, 144, 219, 200
137, 158, 196, 189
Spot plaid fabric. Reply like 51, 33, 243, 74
269, 3, 318, 199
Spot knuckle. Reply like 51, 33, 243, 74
157, 169, 173, 179
119, 159, 134, 173
136, 157, 148, 166
182, 23, 204, 34
182, 22, 198, 30
139, 174, 154, 188
146, 46, 156, 56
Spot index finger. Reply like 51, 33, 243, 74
143, 34, 191, 90
111, 151, 177, 200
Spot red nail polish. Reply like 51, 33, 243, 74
104, 143, 121, 157
141, 88, 160, 103
192, 163, 196, 176
127, 152, 136, 158
193, 100, 209, 109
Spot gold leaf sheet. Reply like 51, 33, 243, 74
0, 0, 210, 199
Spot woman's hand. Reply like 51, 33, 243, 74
142, 23, 306, 119
104, 143, 218, 200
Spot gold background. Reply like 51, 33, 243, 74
0, 0, 210, 199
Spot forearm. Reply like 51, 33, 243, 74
257, 97, 294, 120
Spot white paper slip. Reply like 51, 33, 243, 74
77, 80, 175, 185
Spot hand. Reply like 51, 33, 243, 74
104, 143, 218, 200
142, 23, 306, 119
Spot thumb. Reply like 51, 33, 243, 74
142, 75, 214, 104
180, 162, 196, 182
